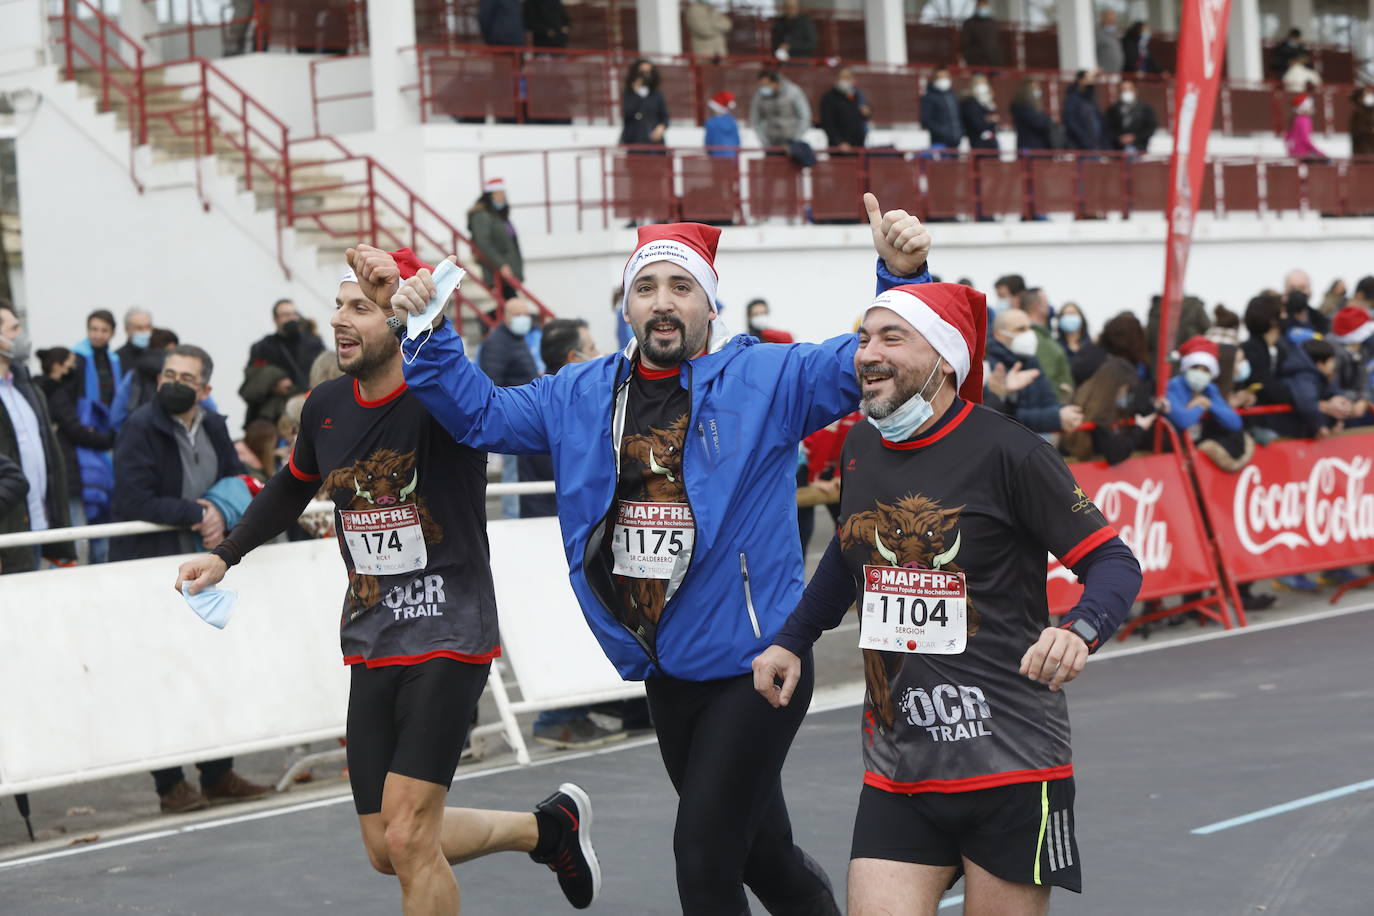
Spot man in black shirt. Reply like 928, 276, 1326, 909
239, 298, 325, 426
754, 283, 1141, 914
176, 252, 599, 913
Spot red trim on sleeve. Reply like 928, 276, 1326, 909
343, 647, 502, 668
288, 451, 321, 482
353, 378, 408, 408
880, 401, 975, 451
636, 363, 681, 380
864, 764, 1074, 795
1059, 525, 1119, 570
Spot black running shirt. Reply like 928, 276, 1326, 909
837, 402, 1115, 793
288, 376, 499, 667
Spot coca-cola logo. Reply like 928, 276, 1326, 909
1232, 457, 1374, 555
1049, 479, 1172, 580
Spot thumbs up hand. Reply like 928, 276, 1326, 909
864, 192, 931, 278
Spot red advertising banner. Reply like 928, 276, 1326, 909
1191, 431, 1374, 582
1158, 0, 1232, 397
1047, 452, 1221, 615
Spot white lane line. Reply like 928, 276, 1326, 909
6, 601, 1369, 871
1191, 777, 1374, 835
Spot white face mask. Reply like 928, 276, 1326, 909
635, 85, 650, 98
933, 77, 952, 92
835, 80, 854, 94
865, 359, 946, 442
508, 314, 533, 337
973, 84, 992, 102
1185, 368, 1212, 393
1364, 94, 1374, 108
749, 313, 771, 331
1009, 328, 1038, 357
1120, 91, 1137, 105
1233, 360, 1251, 384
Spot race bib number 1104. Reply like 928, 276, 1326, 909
859, 566, 967, 655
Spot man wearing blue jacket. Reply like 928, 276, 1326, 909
355, 192, 933, 915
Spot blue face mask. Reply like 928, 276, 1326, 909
131, 331, 152, 349
865, 359, 946, 442
181, 582, 237, 629
1058, 314, 1083, 335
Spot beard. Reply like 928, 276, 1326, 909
637, 313, 707, 367
338, 332, 400, 380
857, 359, 928, 420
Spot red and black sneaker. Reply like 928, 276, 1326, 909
530, 782, 600, 909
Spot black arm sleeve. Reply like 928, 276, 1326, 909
772, 534, 857, 656
1060, 536, 1142, 650
211, 465, 321, 567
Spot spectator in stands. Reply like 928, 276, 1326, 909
960, 74, 1000, 152
236, 419, 279, 486
771, 0, 817, 61
1055, 302, 1098, 366
0, 303, 73, 574
1284, 268, 1311, 298
745, 298, 795, 343
920, 68, 964, 151
1351, 275, 1374, 315
1331, 306, 1374, 419
1281, 53, 1322, 93
111, 343, 270, 812
309, 349, 342, 389
987, 308, 1083, 434
1165, 337, 1248, 464
620, 59, 669, 150
240, 299, 323, 427
524, 0, 569, 48
1095, 10, 1124, 75
468, 177, 524, 300
1351, 87, 1374, 155
1121, 21, 1158, 75
1271, 28, 1308, 80
685, 0, 731, 58
751, 69, 811, 149
1062, 356, 1153, 465
0, 453, 26, 546
1320, 278, 1347, 316
960, 0, 1002, 68
1147, 293, 1210, 357
35, 346, 113, 563
1095, 311, 1158, 415
115, 307, 153, 370
1106, 80, 1158, 153
479, 0, 525, 46
1282, 337, 1354, 439
1239, 293, 1301, 441
1011, 79, 1054, 151
223, 0, 255, 55
993, 273, 1026, 313
982, 355, 1042, 416
1284, 288, 1330, 336
820, 67, 871, 152
1064, 69, 1106, 150
113, 326, 179, 428
1285, 93, 1327, 161
480, 299, 540, 519
705, 91, 741, 158
1018, 287, 1073, 402
72, 309, 121, 560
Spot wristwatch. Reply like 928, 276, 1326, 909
387, 315, 407, 341
1059, 617, 1100, 651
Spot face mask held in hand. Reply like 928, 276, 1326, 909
182, 581, 238, 629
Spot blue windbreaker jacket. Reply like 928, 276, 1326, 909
403, 260, 928, 681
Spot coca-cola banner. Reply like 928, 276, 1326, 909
1192, 432, 1374, 581
1048, 453, 1218, 614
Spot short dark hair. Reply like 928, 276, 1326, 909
994, 274, 1026, 296
1303, 338, 1335, 364
272, 299, 294, 320
1016, 288, 1043, 311
87, 309, 116, 330
540, 318, 589, 374
1244, 294, 1283, 339
149, 327, 180, 349
757, 69, 781, 84
1355, 275, 1374, 301
1212, 304, 1240, 330
166, 344, 214, 384
746, 298, 769, 313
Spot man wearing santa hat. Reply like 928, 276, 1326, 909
361, 193, 933, 915
753, 282, 1142, 914
174, 250, 600, 914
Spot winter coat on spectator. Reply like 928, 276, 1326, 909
1063, 86, 1106, 149
620, 88, 669, 146
1096, 25, 1124, 73
1350, 94, 1374, 156
110, 401, 242, 562
0, 366, 74, 573
751, 78, 811, 146
70, 340, 120, 524
523, 0, 569, 48
1239, 335, 1303, 438
685, 0, 731, 58
1147, 295, 1210, 357
704, 112, 741, 157
115, 340, 145, 374
1270, 39, 1307, 79
479, 0, 525, 46
0, 453, 26, 520
1033, 324, 1074, 402
920, 87, 963, 148
468, 203, 525, 288
1012, 99, 1055, 150
1122, 32, 1158, 75
960, 95, 999, 150
1281, 62, 1321, 94
36, 373, 115, 513
1106, 98, 1158, 150
478, 325, 540, 388
1278, 346, 1338, 437
1164, 374, 1242, 434
245, 327, 324, 395
820, 87, 869, 148
985, 337, 1064, 432
771, 13, 817, 59
111, 345, 165, 429
960, 14, 1002, 67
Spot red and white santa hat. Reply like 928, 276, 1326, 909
340, 247, 432, 287
865, 283, 988, 403
620, 223, 721, 317
707, 90, 736, 114
1178, 336, 1220, 376
1332, 305, 1374, 345
483, 177, 506, 194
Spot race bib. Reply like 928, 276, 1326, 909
612, 501, 694, 579
859, 566, 967, 655
340, 505, 428, 576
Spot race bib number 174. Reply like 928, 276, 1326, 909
859, 566, 967, 655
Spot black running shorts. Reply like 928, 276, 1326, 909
345, 657, 490, 815
850, 777, 1081, 893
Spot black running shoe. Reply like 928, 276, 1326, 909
531, 782, 600, 909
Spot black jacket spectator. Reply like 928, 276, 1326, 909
1121, 23, 1159, 75
960, 95, 999, 150
1280, 341, 1338, 437
0, 453, 26, 519
36, 372, 115, 511
0, 367, 74, 572
1011, 84, 1054, 150
920, 86, 963, 148
1283, 291, 1330, 336
1064, 85, 1106, 149
620, 87, 669, 146
478, 324, 539, 388
1350, 88, 1374, 156
241, 325, 324, 426
111, 401, 242, 562
771, 11, 817, 59
1106, 97, 1158, 150
523, 0, 569, 47
960, 11, 1002, 67
985, 338, 1063, 432
1239, 334, 1302, 438
819, 87, 868, 148
480, 0, 525, 45
1269, 32, 1307, 80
